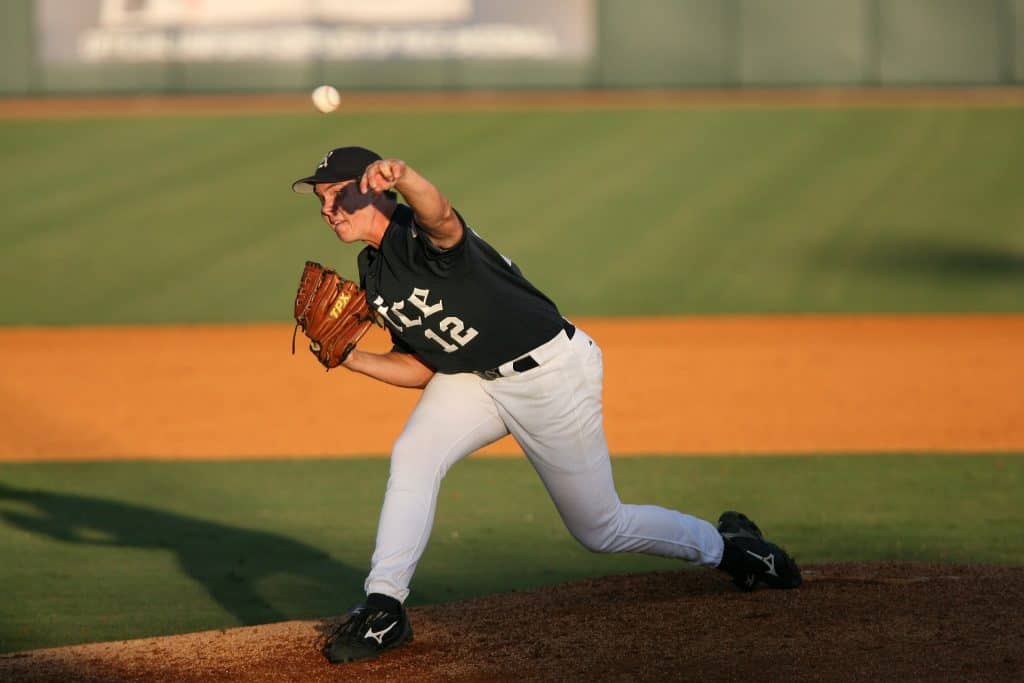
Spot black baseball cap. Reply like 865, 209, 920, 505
291, 146, 381, 194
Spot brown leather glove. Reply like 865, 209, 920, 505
292, 261, 375, 370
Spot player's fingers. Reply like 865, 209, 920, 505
388, 160, 407, 189
380, 161, 394, 181
371, 165, 386, 192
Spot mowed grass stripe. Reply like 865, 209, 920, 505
1, 108, 1022, 324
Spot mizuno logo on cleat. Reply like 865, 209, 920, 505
364, 620, 397, 645
746, 550, 779, 577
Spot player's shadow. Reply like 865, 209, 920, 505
0, 482, 388, 627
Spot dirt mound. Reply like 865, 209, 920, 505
3, 563, 1022, 682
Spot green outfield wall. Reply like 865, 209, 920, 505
0, 0, 1021, 95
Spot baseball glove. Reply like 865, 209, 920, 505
292, 260, 375, 370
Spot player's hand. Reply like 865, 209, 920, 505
360, 159, 407, 194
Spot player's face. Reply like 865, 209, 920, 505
314, 180, 373, 243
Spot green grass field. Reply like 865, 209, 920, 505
1, 455, 1022, 653
1, 107, 1022, 324
2, 105, 1022, 655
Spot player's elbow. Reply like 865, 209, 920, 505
417, 200, 463, 248
434, 197, 453, 224
410, 368, 434, 389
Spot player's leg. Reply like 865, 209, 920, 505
484, 328, 724, 565
364, 372, 508, 602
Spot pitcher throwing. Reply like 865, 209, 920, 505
290, 147, 802, 664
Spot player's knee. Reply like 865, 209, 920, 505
570, 526, 618, 554
390, 436, 423, 475
389, 434, 449, 482
564, 505, 625, 554
577, 532, 617, 554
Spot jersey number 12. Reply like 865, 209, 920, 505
425, 316, 478, 353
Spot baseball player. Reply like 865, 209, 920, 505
292, 147, 801, 664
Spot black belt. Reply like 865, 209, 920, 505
474, 320, 575, 381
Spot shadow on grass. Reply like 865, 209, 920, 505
859, 239, 1024, 280
0, 482, 386, 628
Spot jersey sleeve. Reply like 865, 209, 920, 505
389, 329, 434, 371
389, 329, 416, 355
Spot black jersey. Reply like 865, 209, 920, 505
357, 204, 565, 374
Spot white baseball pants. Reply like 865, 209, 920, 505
364, 326, 725, 602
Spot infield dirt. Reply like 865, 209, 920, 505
2, 315, 1023, 460
2, 87, 1023, 119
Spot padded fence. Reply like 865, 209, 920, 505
0, 0, 1020, 95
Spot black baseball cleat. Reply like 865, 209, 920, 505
323, 593, 413, 663
716, 511, 802, 591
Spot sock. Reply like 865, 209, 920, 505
366, 592, 402, 614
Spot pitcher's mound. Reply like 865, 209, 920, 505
3, 563, 1022, 682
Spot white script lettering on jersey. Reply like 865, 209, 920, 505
373, 288, 479, 353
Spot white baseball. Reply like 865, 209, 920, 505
311, 85, 340, 113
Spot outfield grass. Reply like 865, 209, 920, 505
1, 107, 1022, 325
0, 455, 1021, 653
